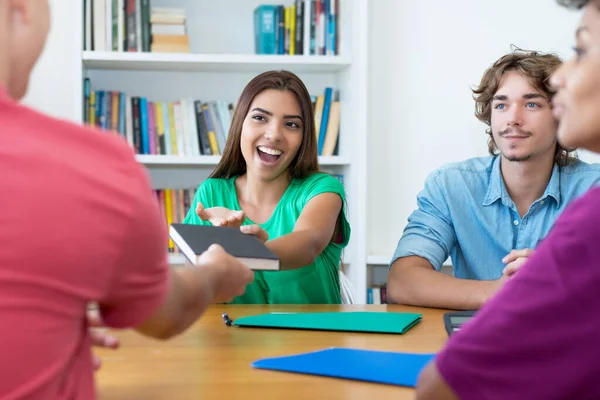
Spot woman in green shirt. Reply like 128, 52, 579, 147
183, 70, 351, 304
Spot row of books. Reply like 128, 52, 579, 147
83, 79, 341, 157
83, 78, 233, 156
367, 285, 387, 304
84, 0, 188, 53
154, 188, 194, 253
254, 0, 339, 56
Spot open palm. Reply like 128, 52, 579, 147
196, 203, 246, 228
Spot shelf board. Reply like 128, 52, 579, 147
135, 154, 350, 166
82, 51, 352, 73
367, 255, 391, 266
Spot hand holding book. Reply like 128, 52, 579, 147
197, 244, 255, 303
240, 224, 269, 243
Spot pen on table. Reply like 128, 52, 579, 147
222, 313, 234, 326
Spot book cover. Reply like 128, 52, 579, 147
169, 224, 280, 271
252, 348, 435, 387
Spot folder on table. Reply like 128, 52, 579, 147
230, 312, 423, 334
252, 348, 435, 387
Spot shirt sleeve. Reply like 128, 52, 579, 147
435, 189, 600, 400
391, 170, 456, 270
303, 173, 350, 247
99, 167, 170, 329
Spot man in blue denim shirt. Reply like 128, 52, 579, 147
388, 49, 600, 310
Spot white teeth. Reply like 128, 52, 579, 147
258, 146, 282, 156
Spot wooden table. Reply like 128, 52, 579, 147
96, 304, 449, 400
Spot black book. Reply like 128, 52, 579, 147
169, 224, 280, 271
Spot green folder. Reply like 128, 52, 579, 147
230, 312, 422, 334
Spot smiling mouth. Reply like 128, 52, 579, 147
257, 146, 283, 164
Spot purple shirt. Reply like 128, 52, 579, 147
436, 186, 600, 400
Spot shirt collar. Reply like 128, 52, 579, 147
482, 156, 561, 207
542, 163, 562, 206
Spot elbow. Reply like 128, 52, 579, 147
387, 262, 415, 305
306, 244, 322, 266
135, 315, 185, 341
296, 237, 324, 267
387, 277, 407, 305
414, 361, 457, 400
150, 325, 182, 341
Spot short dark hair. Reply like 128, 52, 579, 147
556, 0, 600, 9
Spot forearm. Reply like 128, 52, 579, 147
388, 259, 499, 310
266, 231, 322, 270
135, 266, 216, 339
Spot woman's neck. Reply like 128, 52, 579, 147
236, 172, 292, 208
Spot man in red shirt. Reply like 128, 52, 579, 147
0, 1, 254, 399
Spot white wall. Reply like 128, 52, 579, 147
22, 0, 81, 121
367, 0, 599, 259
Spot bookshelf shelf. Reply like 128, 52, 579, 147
82, 51, 352, 73
135, 154, 351, 166
367, 254, 391, 266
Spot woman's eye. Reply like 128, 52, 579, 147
286, 121, 301, 129
252, 115, 266, 121
494, 104, 505, 110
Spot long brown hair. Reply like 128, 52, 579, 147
209, 70, 319, 179
472, 47, 576, 166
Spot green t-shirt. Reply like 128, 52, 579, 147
183, 172, 351, 304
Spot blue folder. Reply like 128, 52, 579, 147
252, 347, 435, 387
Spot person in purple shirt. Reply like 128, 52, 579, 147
416, 1, 600, 399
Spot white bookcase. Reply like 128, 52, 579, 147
70, 0, 369, 303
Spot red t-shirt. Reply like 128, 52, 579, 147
0, 87, 169, 399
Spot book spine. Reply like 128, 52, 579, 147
141, 0, 150, 51
126, 0, 137, 51
194, 100, 212, 155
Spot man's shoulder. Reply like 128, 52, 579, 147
427, 156, 495, 185
11, 103, 137, 165
561, 158, 600, 176
432, 156, 494, 175
5, 105, 149, 202
559, 159, 600, 194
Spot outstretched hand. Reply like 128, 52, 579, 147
196, 202, 245, 228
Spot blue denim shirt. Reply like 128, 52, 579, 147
391, 156, 600, 280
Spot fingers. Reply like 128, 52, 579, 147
90, 329, 120, 349
93, 354, 102, 371
196, 202, 210, 221
502, 248, 534, 264
240, 225, 269, 242
216, 211, 245, 228
87, 311, 103, 328
502, 257, 528, 277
